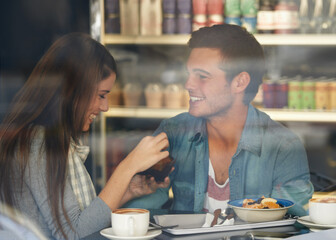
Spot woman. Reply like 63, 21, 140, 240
0, 33, 170, 239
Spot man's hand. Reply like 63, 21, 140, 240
120, 174, 171, 205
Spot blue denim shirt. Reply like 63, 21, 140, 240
125, 105, 314, 216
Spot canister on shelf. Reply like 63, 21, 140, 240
208, 0, 223, 15
301, 79, 315, 110
241, 0, 258, 17
208, 14, 224, 27
123, 83, 143, 107
140, 0, 162, 36
225, 0, 241, 17
164, 84, 183, 109
315, 80, 330, 110
192, 0, 207, 15
288, 79, 302, 109
145, 83, 163, 108
242, 16, 257, 33
262, 80, 276, 108
193, 14, 207, 31
225, 16, 242, 26
120, 0, 139, 35
163, 0, 176, 34
330, 80, 336, 110
275, 79, 288, 108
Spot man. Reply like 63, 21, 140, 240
125, 24, 314, 216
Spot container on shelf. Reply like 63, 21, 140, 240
288, 79, 303, 110
330, 80, 336, 110
120, 0, 139, 35
274, 0, 299, 34
108, 82, 122, 106
140, 0, 162, 36
145, 83, 164, 108
257, 0, 275, 34
164, 84, 184, 109
105, 0, 120, 33
263, 79, 276, 108
123, 83, 142, 107
301, 79, 316, 110
315, 80, 330, 110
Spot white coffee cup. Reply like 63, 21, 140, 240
309, 197, 336, 225
111, 208, 149, 237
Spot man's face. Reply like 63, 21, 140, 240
185, 48, 234, 119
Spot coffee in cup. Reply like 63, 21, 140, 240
111, 208, 149, 237
309, 197, 336, 225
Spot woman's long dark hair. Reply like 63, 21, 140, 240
0, 33, 117, 238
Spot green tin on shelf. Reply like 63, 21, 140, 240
288, 80, 302, 109
301, 80, 315, 110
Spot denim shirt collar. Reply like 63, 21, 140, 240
236, 104, 262, 157
187, 104, 262, 157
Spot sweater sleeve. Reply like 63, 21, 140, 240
24, 136, 111, 239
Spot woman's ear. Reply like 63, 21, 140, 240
232, 72, 250, 93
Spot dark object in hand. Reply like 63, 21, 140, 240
138, 157, 175, 182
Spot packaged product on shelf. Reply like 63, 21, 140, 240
325, 0, 336, 34
120, 0, 139, 35
301, 79, 315, 110
288, 78, 303, 109
225, 0, 241, 17
310, 0, 324, 34
240, 0, 258, 17
140, 0, 162, 35
330, 80, 336, 110
107, 82, 122, 106
177, 0, 192, 33
262, 79, 276, 108
105, 0, 120, 33
208, 14, 224, 26
162, 0, 177, 34
274, 0, 299, 34
225, 16, 242, 26
193, 14, 207, 31
275, 79, 288, 109
315, 79, 330, 110
241, 16, 257, 33
257, 0, 275, 34
298, 0, 310, 34
207, 0, 223, 15
192, 0, 207, 15
145, 83, 163, 108
123, 83, 143, 107
164, 84, 184, 109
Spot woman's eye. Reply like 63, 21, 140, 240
99, 94, 106, 99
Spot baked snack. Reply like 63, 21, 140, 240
243, 196, 281, 209
138, 156, 175, 182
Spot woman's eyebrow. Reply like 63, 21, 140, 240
98, 90, 110, 94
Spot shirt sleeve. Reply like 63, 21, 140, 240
25, 137, 111, 239
271, 136, 314, 216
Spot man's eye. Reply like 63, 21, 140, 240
198, 74, 207, 80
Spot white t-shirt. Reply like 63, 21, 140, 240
203, 159, 230, 213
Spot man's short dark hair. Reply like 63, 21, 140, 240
188, 24, 265, 105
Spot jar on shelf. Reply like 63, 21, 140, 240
123, 83, 142, 107
164, 84, 184, 109
145, 83, 163, 108
107, 82, 122, 106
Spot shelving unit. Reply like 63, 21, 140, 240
102, 34, 336, 46
103, 107, 336, 123
90, 0, 336, 190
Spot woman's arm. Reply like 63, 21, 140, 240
99, 132, 169, 210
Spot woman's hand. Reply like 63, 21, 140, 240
124, 132, 169, 175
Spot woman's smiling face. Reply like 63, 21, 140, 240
83, 72, 116, 132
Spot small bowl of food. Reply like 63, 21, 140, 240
228, 196, 294, 223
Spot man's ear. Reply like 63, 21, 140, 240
232, 72, 250, 93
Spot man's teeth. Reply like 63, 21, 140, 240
89, 114, 96, 120
190, 96, 204, 102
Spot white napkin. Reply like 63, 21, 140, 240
201, 212, 235, 228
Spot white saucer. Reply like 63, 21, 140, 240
100, 228, 162, 240
297, 216, 336, 230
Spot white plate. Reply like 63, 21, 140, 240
100, 228, 162, 240
297, 216, 336, 230
154, 214, 296, 235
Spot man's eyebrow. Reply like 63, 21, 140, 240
192, 68, 211, 75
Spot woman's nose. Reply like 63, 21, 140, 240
100, 99, 109, 112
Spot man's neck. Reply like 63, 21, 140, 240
206, 104, 248, 146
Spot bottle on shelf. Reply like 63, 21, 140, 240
298, 0, 311, 34
310, 0, 324, 34
274, 0, 299, 34
257, 0, 275, 34
324, 0, 336, 34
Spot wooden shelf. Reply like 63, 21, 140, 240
102, 107, 336, 123
102, 34, 336, 46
